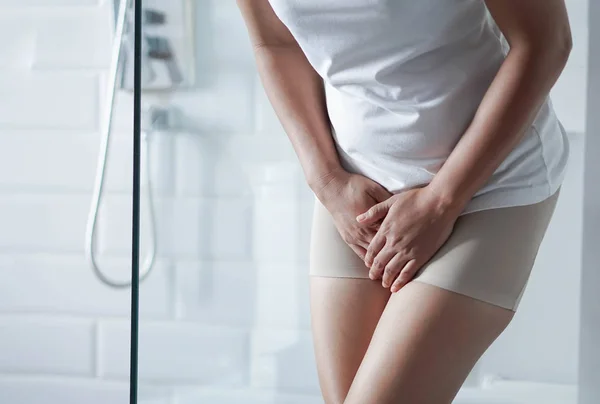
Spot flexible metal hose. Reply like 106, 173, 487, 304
85, 0, 156, 288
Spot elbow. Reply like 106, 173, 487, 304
545, 24, 573, 66
513, 29, 572, 70
553, 28, 573, 64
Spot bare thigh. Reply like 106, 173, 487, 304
344, 280, 515, 404
310, 276, 391, 404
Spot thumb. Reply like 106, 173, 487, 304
356, 200, 391, 224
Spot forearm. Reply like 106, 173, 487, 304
428, 44, 570, 214
254, 45, 343, 191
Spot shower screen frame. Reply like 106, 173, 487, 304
122, 0, 143, 403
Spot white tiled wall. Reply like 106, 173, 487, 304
0, 316, 94, 376
0, 0, 588, 403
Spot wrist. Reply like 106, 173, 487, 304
307, 166, 347, 196
424, 182, 469, 217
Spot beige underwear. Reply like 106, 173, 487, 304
309, 188, 560, 311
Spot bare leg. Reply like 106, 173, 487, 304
310, 276, 391, 404
344, 280, 515, 404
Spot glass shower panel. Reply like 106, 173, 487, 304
134, 1, 590, 404
0, 0, 136, 403
135, 1, 320, 402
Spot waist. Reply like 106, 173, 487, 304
325, 87, 482, 160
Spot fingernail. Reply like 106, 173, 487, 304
356, 214, 365, 222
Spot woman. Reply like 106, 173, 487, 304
237, 1, 571, 403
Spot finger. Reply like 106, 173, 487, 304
390, 259, 421, 293
381, 253, 408, 288
354, 237, 370, 250
355, 239, 369, 250
368, 186, 393, 202
356, 200, 391, 225
364, 235, 386, 269
369, 246, 397, 282
356, 228, 377, 248
348, 244, 367, 261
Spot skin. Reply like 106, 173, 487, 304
359, 0, 572, 294
237, 0, 571, 403
234, 0, 392, 260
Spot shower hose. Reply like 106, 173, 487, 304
85, 0, 157, 288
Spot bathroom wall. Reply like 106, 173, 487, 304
0, 0, 589, 403
579, 0, 600, 401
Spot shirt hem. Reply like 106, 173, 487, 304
460, 179, 564, 216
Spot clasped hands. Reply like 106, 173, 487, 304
313, 168, 460, 293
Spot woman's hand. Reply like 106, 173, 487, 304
356, 186, 461, 292
312, 168, 394, 261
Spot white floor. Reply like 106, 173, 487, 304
170, 379, 578, 404
455, 379, 577, 404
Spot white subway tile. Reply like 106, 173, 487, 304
174, 132, 299, 197
103, 87, 134, 134
98, 320, 250, 384
0, 133, 95, 192
0, 0, 99, 5
144, 131, 177, 196
175, 261, 311, 329
33, 6, 112, 68
208, 197, 253, 259
95, 194, 157, 257
0, 377, 126, 404
192, 159, 310, 265
0, 254, 170, 318
254, 74, 286, 136
251, 193, 305, 264
0, 195, 89, 253
97, 195, 166, 257
0, 133, 133, 193
100, 131, 139, 193
174, 387, 323, 404
250, 329, 320, 395
253, 264, 311, 330
0, 18, 35, 68
98, 195, 253, 260
225, 135, 299, 172
0, 377, 168, 404
174, 261, 256, 326
87, 127, 171, 196
104, 94, 179, 141
169, 69, 255, 134
565, 0, 588, 70
551, 67, 587, 134
174, 133, 253, 197
299, 179, 315, 200
209, 0, 255, 67
138, 387, 173, 404
0, 316, 93, 375
0, 72, 99, 130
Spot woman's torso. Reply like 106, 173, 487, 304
268, 0, 569, 214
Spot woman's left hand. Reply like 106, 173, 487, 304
356, 185, 462, 293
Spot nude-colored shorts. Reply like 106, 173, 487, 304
308, 188, 560, 311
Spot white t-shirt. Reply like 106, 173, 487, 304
268, 0, 569, 214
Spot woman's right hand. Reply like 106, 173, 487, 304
312, 168, 394, 262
